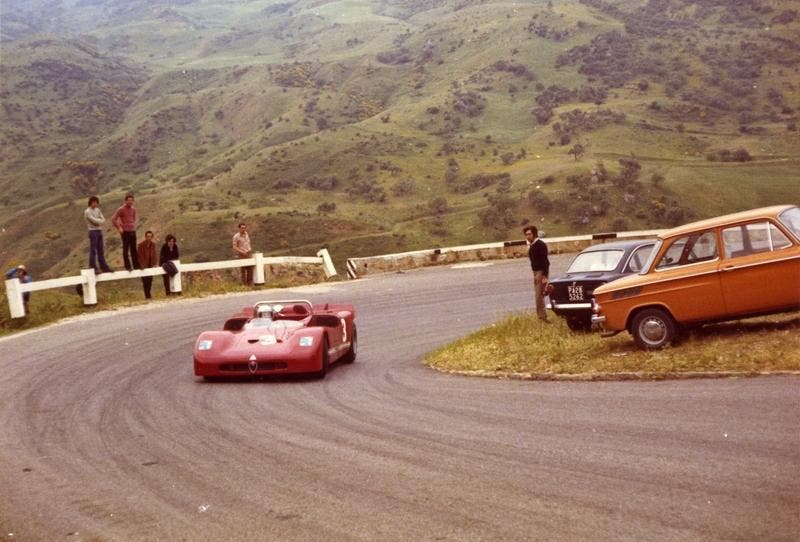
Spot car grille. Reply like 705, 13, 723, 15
219, 362, 288, 372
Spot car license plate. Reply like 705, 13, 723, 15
568, 285, 584, 301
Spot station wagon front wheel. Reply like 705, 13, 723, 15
630, 308, 676, 350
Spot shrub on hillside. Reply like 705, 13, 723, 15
447, 172, 510, 194
316, 202, 336, 215
376, 48, 412, 65
347, 178, 386, 203
492, 60, 535, 80
452, 91, 485, 117
705, 148, 753, 162
527, 189, 553, 212
306, 176, 338, 190
391, 179, 416, 196
429, 196, 449, 215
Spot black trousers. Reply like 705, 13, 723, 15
141, 276, 153, 299
162, 274, 171, 295
121, 231, 139, 271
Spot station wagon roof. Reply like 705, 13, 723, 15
582, 239, 655, 251
659, 205, 796, 239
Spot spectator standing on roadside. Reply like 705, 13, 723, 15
232, 222, 253, 286
84, 196, 113, 273
159, 234, 179, 296
137, 230, 157, 299
524, 225, 550, 321
111, 193, 139, 271
5, 265, 32, 315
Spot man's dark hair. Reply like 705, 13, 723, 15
523, 225, 538, 236
145, 230, 154, 236
88, 196, 99, 206
125, 192, 134, 201
238, 223, 247, 228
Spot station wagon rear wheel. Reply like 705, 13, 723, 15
630, 308, 676, 350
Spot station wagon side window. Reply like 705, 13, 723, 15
655, 231, 718, 270
722, 221, 792, 258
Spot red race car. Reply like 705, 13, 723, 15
194, 299, 357, 380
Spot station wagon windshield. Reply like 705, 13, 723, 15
778, 207, 800, 240
639, 239, 663, 274
567, 250, 624, 273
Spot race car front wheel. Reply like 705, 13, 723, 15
315, 336, 330, 379
341, 325, 357, 363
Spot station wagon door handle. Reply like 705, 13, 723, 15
721, 264, 736, 271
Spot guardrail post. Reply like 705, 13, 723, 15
170, 260, 182, 294
317, 248, 337, 278
253, 252, 265, 285
346, 258, 358, 279
80, 269, 97, 305
5, 278, 25, 318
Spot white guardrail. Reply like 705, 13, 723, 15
345, 229, 666, 279
4, 249, 337, 319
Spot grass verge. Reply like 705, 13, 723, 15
425, 312, 800, 379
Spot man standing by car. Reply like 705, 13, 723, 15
232, 222, 253, 286
524, 225, 550, 321
111, 193, 139, 271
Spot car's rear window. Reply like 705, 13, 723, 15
778, 207, 800, 241
567, 250, 624, 272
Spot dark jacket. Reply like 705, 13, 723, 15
159, 243, 179, 265
137, 240, 158, 269
528, 238, 550, 276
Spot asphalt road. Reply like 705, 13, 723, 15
1, 256, 798, 541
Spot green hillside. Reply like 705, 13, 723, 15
1, 0, 798, 277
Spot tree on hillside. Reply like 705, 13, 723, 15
65, 160, 105, 196
568, 143, 586, 161
480, 177, 516, 233
616, 157, 641, 187
429, 196, 449, 215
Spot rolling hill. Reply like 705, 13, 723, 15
1, 0, 798, 277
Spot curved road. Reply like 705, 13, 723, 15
1, 257, 798, 540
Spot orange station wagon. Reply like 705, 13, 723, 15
591, 205, 800, 349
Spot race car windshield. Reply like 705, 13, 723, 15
245, 319, 304, 330
247, 318, 274, 329
567, 249, 624, 273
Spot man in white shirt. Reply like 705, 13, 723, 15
84, 196, 113, 273
232, 222, 253, 286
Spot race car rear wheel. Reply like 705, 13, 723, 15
315, 336, 330, 379
341, 325, 357, 363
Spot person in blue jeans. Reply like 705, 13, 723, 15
5, 265, 32, 315
84, 196, 113, 273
